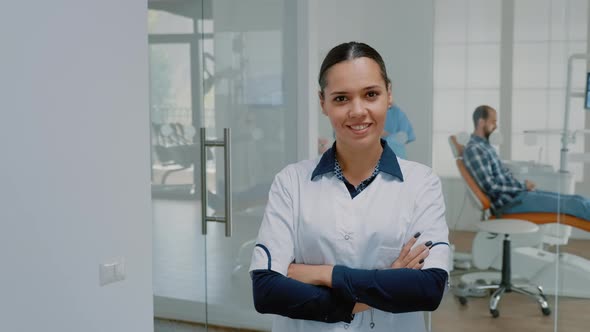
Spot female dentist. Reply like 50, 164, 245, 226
250, 42, 450, 332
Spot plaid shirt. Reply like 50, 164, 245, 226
463, 135, 525, 211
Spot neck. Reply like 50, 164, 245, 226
473, 130, 486, 139
335, 140, 383, 185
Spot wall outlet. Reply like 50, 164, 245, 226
99, 257, 126, 286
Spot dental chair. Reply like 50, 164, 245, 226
448, 135, 590, 232
449, 135, 590, 304
449, 136, 553, 317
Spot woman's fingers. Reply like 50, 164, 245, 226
391, 232, 421, 268
408, 246, 430, 269
392, 238, 432, 269
399, 236, 417, 261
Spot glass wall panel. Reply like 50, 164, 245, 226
433, 1, 590, 331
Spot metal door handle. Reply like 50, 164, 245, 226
200, 127, 232, 237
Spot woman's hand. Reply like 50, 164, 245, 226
391, 233, 431, 269
354, 238, 430, 315
288, 263, 334, 287
352, 303, 370, 314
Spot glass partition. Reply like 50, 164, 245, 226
432, 0, 590, 331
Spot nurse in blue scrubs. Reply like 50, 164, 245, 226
382, 104, 415, 159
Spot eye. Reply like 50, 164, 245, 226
366, 91, 380, 98
333, 96, 348, 103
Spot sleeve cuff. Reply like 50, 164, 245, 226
331, 265, 351, 299
327, 291, 356, 323
332, 265, 373, 302
330, 266, 357, 323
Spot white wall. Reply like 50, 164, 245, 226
0, 1, 153, 331
313, 0, 434, 165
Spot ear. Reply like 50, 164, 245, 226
477, 118, 485, 128
387, 83, 393, 108
318, 90, 327, 115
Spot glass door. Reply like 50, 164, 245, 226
150, 0, 299, 330
149, 0, 208, 325
201, 0, 298, 330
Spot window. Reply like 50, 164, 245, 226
433, 0, 501, 177
512, 0, 587, 180
433, 0, 587, 182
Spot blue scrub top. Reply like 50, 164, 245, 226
383, 105, 415, 159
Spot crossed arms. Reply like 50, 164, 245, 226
251, 235, 448, 323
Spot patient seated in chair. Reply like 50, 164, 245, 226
463, 105, 590, 222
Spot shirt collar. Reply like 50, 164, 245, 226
311, 139, 404, 181
470, 134, 489, 145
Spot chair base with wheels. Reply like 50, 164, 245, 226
455, 219, 551, 318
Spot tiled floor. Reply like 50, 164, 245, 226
433, 230, 590, 332
155, 319, 206, 332
155, 318, 259, 332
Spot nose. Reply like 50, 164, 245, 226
348, 99, 366, 118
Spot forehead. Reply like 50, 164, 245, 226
323, 57, 386, 91
488, 110, 497, 120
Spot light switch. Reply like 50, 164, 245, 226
99, 257, 126, 286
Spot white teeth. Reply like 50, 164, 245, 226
350, 124, 369, 130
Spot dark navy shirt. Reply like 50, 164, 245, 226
311, 139, 403, 198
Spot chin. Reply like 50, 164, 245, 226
347, 135, 380, 148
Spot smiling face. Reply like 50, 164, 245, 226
320, 57, 392, 151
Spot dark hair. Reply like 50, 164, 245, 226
472, 105, 495, 128
318, 42, 390, 97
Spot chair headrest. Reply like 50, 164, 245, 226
448, 135, 465, 159
448, 134, 491, 211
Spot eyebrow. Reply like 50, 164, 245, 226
329, 91, 349, 96
363, 85, 382, 91
328, 85, 383, 96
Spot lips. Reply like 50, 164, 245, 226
350, 124, 370, 130
347, 123, 372, 135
